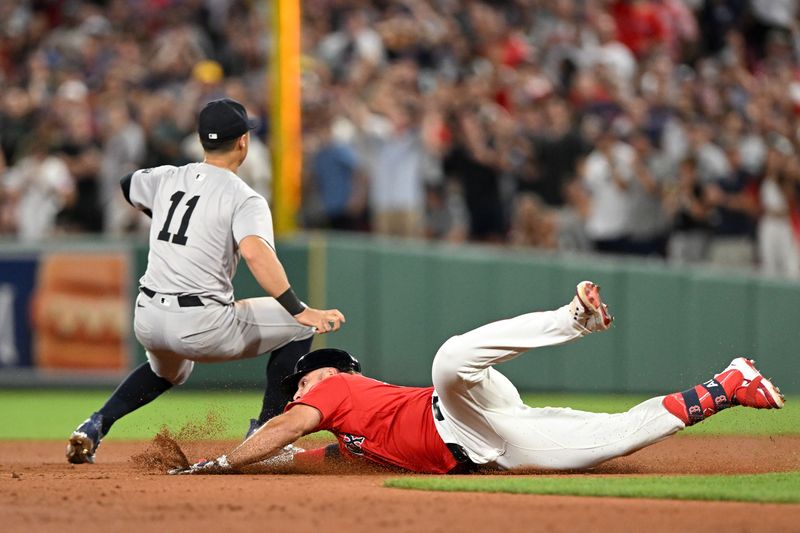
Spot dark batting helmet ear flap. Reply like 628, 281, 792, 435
280, 348, 361, 395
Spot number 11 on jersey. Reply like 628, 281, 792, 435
158, 190, 200, 246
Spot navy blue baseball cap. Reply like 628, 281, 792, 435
281, 348, 362, 395
198, 98, 258, 145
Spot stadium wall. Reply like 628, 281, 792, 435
321, 234, 799, 395
1, 235, 797, 394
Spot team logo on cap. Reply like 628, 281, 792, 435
208, 133, 218, 139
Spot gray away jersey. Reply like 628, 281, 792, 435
127, 162, 274, 304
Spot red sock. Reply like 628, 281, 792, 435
662, 369, 743, 425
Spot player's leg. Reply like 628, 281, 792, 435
66, 298, 195, 464
65, 351, 190, 464
493, 396, 682, 470
230, 297, 315, 436
434, 280, 610, 381
248, 336, 313, 436
494, 358, 784, 470
431, 281, 613, 463
662, 357, 784, 425
97, 358, 178, 432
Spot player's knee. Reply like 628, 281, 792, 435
432, 336, 467, 379
148, 357, 194, 385
168, 361, 194, 385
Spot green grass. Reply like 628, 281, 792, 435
384, 471, 800, 504
0, 390, 796, 440
4, 389, 792, 505
0, 389, 267, 440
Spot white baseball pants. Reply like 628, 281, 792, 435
431, 305, 685, 470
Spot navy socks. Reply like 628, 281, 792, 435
98, 362, 173, 435
95, 337, 312, 437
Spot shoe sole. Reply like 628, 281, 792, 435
739, 358, 785, 409
66, 432, 95, 464
576, 281, 613, 329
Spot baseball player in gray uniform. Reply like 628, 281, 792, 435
66, 98, 345, 464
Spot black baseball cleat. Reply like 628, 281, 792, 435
244, 418, 262, 440
66, 412, 105, 464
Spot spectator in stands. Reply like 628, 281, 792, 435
0, 88, 36, 166
666, 157, 713, 264
559, 177, 593, 253
424, 181, 469, 243
139, 92, 191, 169
757, 135, 800, 278
705, 143, 759, 269
2, 0, 800, 281
443, 99, 508, 243
626, 129, 673, 256
688, 118, 731, 184
318, 8, 385, 80
581, 127, 635, 254
610, 0, 670, 59
529, 97, 588, 208
2, 139, 74, 242
305, 105, 366, 231
99, 101, 146, 233
345, 64, 433, 238
746, 0, 797, 60
509, 192, 558, 250
583, 12, 638, 93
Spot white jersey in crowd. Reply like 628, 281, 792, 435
127, 162, 274, 304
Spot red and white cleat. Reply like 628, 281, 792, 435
569, 280, 613, 333
715, 357, 785, 409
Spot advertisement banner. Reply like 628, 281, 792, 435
0, 255, 38, 368
0, 249, 131, 376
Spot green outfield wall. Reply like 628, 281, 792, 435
131, 233, 799, 394
317, 235, 799, 395
3, 234, 797, 394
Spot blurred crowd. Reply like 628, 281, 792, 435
0, 0, 272, 239
3, 1, 800, 279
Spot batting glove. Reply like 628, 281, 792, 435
168, 454, 231, 475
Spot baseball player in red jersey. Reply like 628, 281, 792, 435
173, 281, 784, 474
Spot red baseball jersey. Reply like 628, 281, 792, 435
285, 373, 458, 474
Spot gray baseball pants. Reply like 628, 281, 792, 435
133, 290, 314, 385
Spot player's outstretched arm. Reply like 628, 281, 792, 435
227, 405, 322, 468
239, 236, 345, 333
170, 405, 322, 475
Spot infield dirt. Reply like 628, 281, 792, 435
1, 436, 798, 533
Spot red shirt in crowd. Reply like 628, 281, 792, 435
286, 373, 458, 474
610, 0, 669, 58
